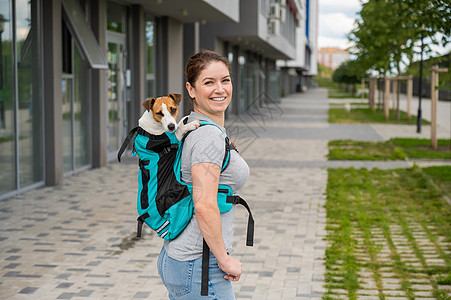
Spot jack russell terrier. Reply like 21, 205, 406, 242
139, 93, 200, 140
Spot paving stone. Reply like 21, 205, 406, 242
19, 286, 39, 294
414, 291, 434, 297
2, 89, 450, 300
411, 284, 434, 291
357, 289, 379, 296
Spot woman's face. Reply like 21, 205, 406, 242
186, 61, 232, 117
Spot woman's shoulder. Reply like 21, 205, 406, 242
185, 119, 225, 141
183, 124, 226, 166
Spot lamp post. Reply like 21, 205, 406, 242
416, 32, 424, 133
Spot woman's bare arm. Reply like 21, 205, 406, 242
191, 162, 242, 281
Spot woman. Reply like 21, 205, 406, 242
157, 49, 250, 299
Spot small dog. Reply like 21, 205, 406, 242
139, 93, 200, 140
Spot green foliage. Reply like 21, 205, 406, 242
349, 0, 451, 76
317, 63, 334, 79
315, 64, 364, 98
404, 53, 451, 91
332, 60, 368, 96
332, 60, 365, 85
314, 64, 337, 88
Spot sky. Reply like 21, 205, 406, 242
317, 0, 450, 57
317, 0, 361, 50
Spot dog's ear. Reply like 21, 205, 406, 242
169, 94, 182, 105
142, 98, 155, 111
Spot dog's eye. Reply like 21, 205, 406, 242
170, 108, 177, 114
156, 111, 164, 117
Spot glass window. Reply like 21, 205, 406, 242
107, 42, 119, 152
268, 70, 280, 104
62, 76, 73, 173
0, 0, 43, 198
73, 44, 90, 169
0, 0, 15, 195
62, 0, 107, 69
106, 2, 127, 158
239, 54, 247, 112
145, 18, 155, 98
61, 18, 91, 173
17, 0, 43, 188
227, 50, 235, 115
107, 1, 125, 33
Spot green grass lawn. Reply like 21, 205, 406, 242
392, 138, 451, 160
325, 166, 451, 299
329, 107, 430, 125
328, 89, 361, 99
422, 166, 451, 201
328, 138, 451, 161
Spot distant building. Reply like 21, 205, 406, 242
277, 0, 319, 93
317, 47, 349, 70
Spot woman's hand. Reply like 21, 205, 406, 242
217, 255, 242, 281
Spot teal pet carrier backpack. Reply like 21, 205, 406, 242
118, 120, 254, 296
117, 120, 254, 242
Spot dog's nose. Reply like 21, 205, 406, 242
168, 124, 176, 131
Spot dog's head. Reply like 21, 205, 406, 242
142, 94, 182, 132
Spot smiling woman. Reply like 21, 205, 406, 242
185, 50, 232, 127
157, 49, 252, 299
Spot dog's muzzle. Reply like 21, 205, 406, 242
167, 123, 176, 131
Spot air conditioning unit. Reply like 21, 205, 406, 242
269, 3, 280, 19
268, 19, 280, 36
280, 4, 287, 23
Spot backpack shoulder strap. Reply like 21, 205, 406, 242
198, 121, 231, 173
117, 127, 139, 162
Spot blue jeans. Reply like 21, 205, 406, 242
157, 247, 236, 299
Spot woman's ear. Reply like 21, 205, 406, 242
186, 82, 195, 99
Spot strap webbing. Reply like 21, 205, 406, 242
200, 194, 254, 296
117, 127, 139, 162
227, 196, 255, 247
201, 239, 210, 296
183, 121, 231, 173
136, 213, 149, 238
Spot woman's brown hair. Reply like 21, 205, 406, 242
185, 49, 231, 88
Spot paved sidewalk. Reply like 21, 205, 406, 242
0, 88, 449, 300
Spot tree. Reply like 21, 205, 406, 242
348, 0, 450, 77
332, 60, 367, 95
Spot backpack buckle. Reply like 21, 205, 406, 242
226, 195, 241, 205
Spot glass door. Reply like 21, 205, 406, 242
106, 34, 126, 159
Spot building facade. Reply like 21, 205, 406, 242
277, 0, 318, 94
0, 0, 314, 200
317, 47, 349, 70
